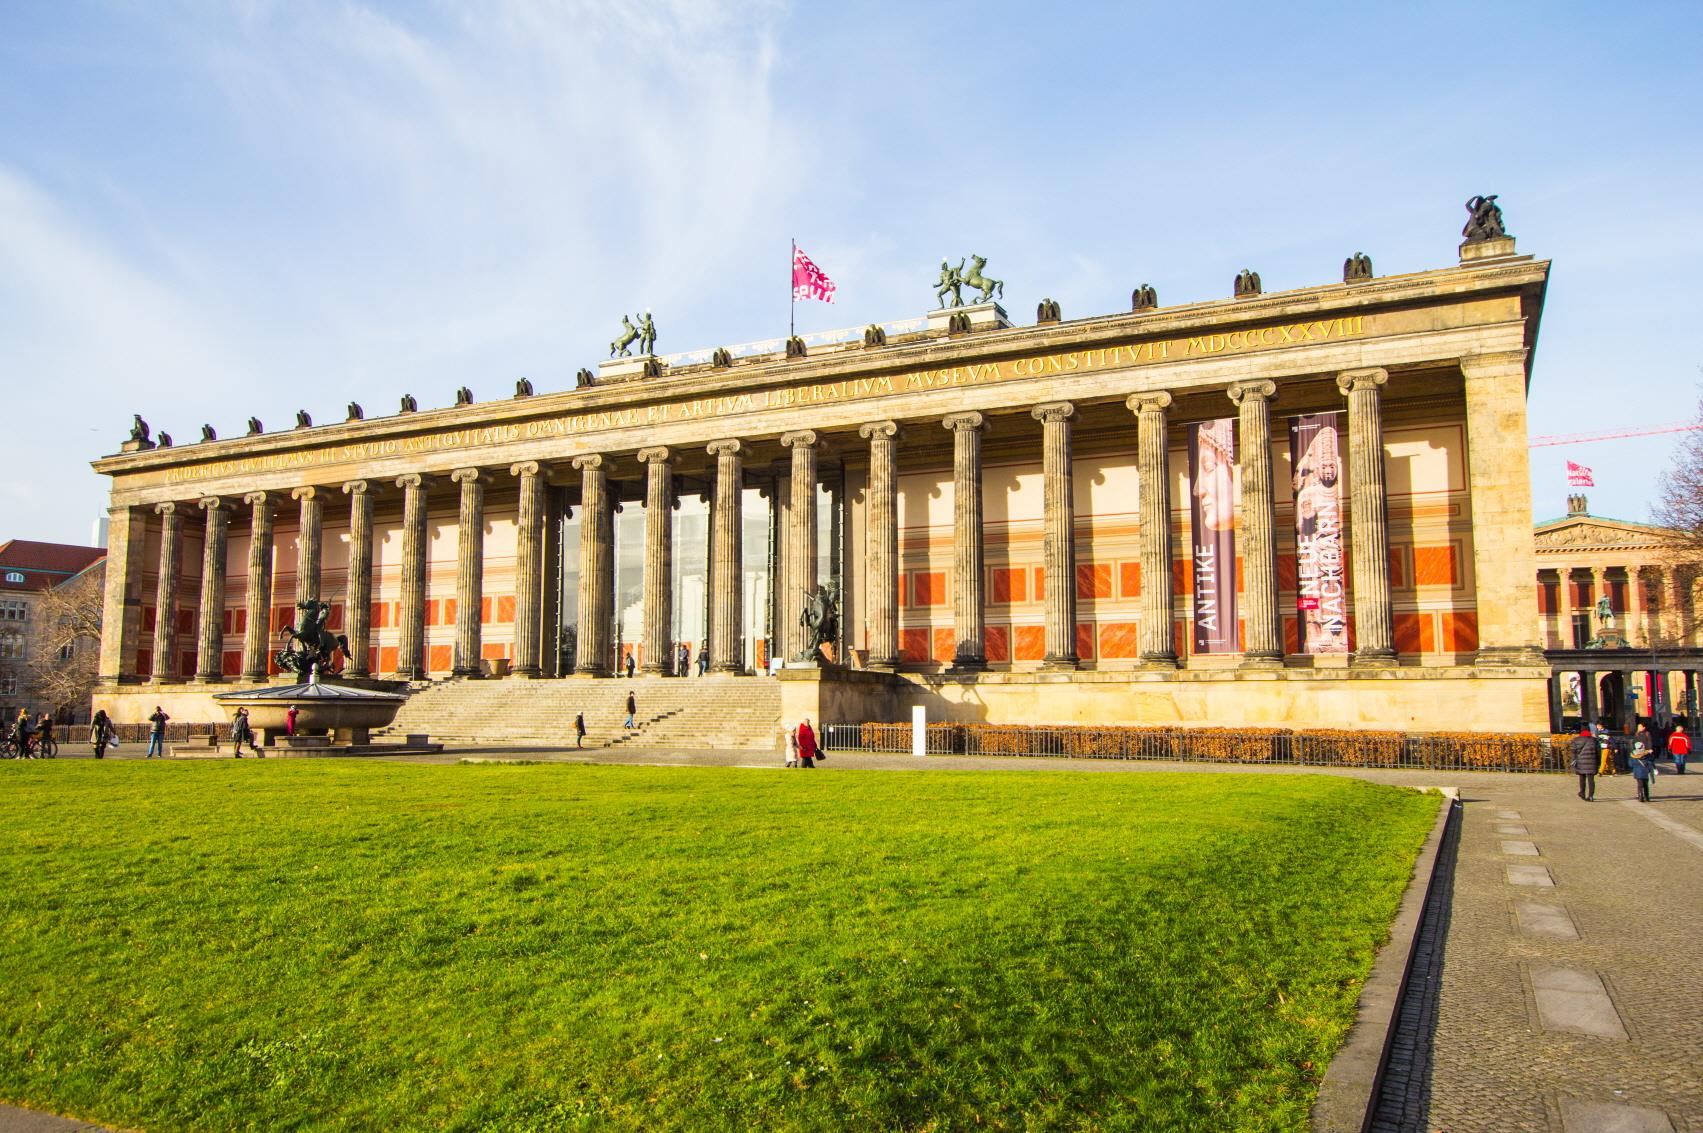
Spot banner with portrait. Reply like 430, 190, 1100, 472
1290, 412, 1348, 654
1188, 418, 1239, 654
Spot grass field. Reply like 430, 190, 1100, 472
0, 761, 1438, 1132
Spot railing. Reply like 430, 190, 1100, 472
657, 317, 931, 369
821, 722, 1574, 773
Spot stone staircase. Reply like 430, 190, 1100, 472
374, 674, 783, 753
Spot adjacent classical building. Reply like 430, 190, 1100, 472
91, 221, 1554, 733
1533, 494, 1703, 732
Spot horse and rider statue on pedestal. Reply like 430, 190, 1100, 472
794, 585, 840, 665
274, 599, 350, 679
934, 254, 1004, 308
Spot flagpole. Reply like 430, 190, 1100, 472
789, 237, 796, 340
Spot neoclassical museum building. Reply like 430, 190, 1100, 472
92, 217, 1553, 735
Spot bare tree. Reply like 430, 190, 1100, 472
24, 565, 104, 720
1655, 387, 1703, 551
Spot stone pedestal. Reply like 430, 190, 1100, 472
926, 302, 1010, 333
598, 355, 661, 382
1459, 236, 1518, 263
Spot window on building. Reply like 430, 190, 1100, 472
0, 675, 15, 695
0, 630, 22, 659
58, 642, 75, 661
1, 600, 26, 621
3, 571, 23, 584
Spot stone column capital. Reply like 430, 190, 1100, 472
1031, 401, 1075, 424
395, 473, 432, 491
859, 420, 899, 441
155, 501, 179, 517
509, 460, 541, 478
781, 429, 822, 451
943, 411, 984, 433
342, 479, 370, 496
290, 485, 324, 502
706, 438, 743, 457
198, 495, 230, 512
242, 491, 273, 508
1227, 379, 1277, 406
1126, 391, 1173, 414
572, 454, 609, 473
636, 446, 675, 466
450, 467, 485, 485
1336, 367, 1389, 395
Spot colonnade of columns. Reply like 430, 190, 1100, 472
1542, 563, 1700, 649
104, 362, 1508, 686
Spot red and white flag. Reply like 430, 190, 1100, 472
1566, 460, 1595, 487
792, 245, 836, 304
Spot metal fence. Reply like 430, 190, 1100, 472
820, 722, 1573, 773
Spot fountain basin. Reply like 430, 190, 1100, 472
214, 677, 407, 744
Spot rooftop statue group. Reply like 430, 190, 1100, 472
1462, 194, 1507, 243
610, 310, 658, 358
934, 255, 1004, 308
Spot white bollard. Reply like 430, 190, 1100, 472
911, 704, 927, 758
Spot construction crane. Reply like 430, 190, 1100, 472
1528, 424, 1703, 448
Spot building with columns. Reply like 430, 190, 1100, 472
1534, 493, 1703, 733
91, 226, 1555, 734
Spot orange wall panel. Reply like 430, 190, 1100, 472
1013, 625, 1045, 661
1412, 545, 1459, 587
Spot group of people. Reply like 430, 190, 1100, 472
4, 709, 60, 757
783, 717, 821, 768
1570, 721, 1690, 803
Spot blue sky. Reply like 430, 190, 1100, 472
2, 1, 1700, 544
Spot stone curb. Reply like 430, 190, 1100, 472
1310, 787, 1459, 1133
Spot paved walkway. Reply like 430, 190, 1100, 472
7, 747, 1701, 1131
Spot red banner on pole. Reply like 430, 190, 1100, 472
1290, 413, 1348, 654
1189, 418, 1239, 653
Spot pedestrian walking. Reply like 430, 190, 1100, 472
230, 707, 262, 757
784, 724, 799, 767
696, 647, 708, 676
1570, 725, 1599, 801
13, 709, 35, 757
89, 709, 112, 759
1596, 726, 1615, 776
1668, 728, 1690, 774
1631, 739, 1657, 803
145, 706, 170, 758
37, 714, 56, 757
624, 691, 637, 730
797, 716, 818, 768
285, 704, 300, 737
575, 712, 586, 749
676, 643, 689, 676
625, 652, 636, 679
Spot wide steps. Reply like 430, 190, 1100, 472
376, 675, 782, 752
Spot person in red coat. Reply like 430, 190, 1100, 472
797, 717, 819, 768
1669, 728, 1691, 774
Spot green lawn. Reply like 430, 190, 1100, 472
0, 762, 1437, 1132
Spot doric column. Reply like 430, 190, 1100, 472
241, 491, 276, 681
151, 502, 183, 681
96, 505, 149, 685
194, 497, 232, 682
1336, 368, 1395, 666
860, 421, 900, 671
1126, 392, 1177, 668
708, 439, 745, 673
573, 455, 614, 676
343, 480, 373, 677
944, 412, 987, 670
1460, 351, 1545, 665
451, 468, 486, 677
1229, 380, 1282, 666
637, 447, 676, 674
781, 430, 821, 663
1032, 403, 1078, 669
292, 486, 324, 604
396, 473, 431, 680
510, 461, 544, 677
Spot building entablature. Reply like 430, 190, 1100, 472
94, 256, 1548, 509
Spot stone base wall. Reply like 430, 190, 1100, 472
794, 665, 1552, 734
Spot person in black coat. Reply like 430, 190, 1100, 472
1570, 726, 1599, 801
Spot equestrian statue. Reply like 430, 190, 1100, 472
932, 254, 1003, 307
274, 599, 349, 679
795, 585, 840, 665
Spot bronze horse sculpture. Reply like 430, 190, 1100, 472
274, 599, 349, 679
961, 255, 1003, 304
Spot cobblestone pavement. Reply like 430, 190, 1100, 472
10, 747, 1702, 1132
